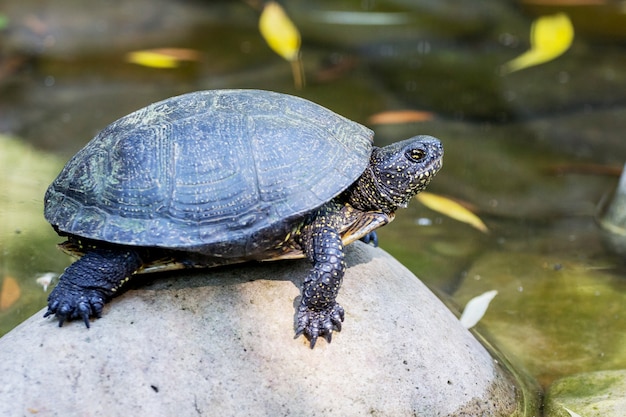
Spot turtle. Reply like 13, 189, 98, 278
43, 89, 443, 348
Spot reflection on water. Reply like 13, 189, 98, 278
1, 0, 625, 389
0, 136, 69, 334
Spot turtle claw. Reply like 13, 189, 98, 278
76, 301, 94, 328
295, 303, 345, 348
44, 285, 106, 328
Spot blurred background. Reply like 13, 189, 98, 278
1, 0, 626, 389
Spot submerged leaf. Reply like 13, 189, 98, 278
259, 2, 301, 62
36, 272, 58, 292
503, 13, 574, 74
563, 407, 583, 417
459, 290, 498, 329
416, 192, 489, 233
0, 276, 21, 311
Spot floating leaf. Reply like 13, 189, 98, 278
259, 1, 305, 89
35, 272, 58, 292
259, 2, 301, 61
0, 276, 21, 311
563, 407, 583, 417
459, 290, 498, 329
502, 13, 574, 74
125, 48, 200, 69
416, 192, 489, 233
126, 51, 178, 68
367, 110, 435, 125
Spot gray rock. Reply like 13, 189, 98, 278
0, 243, 534, 416
597, 163, 626, 256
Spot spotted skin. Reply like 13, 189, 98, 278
292, 137, 443, 347
295, 203, 347, 347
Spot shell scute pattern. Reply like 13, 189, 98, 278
169, 113, 258, 222
44, 90, 374, 250
106, 127, 170, 215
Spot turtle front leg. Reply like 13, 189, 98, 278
296, 223, 346, 348
45, 247, 142, 327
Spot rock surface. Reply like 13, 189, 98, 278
0, 243, 534, 416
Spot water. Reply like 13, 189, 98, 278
1, 0, 625, 389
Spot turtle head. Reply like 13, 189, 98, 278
349, 135, 443, 213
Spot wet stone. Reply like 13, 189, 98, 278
0, 243, 535, 416
597, 163, 626, 256
544, 370, 626, 417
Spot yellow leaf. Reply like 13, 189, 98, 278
0, 276, 21, 311
502, 13, 574, 74
259, 2, 301, 62
416, 192, 489, 233
125, 48, 200, 69
126, 50, 180, 69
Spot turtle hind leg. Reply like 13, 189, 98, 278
295, 223, 346, 348
45, 247, 142, 327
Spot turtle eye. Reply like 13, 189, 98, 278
406, 148, 426, 162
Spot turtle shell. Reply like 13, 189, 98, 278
44, 90, 374, 253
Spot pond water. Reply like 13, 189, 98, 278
1, 0, 625, 393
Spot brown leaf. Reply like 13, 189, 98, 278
367, 110, 435, 125
0, 275, 21, 311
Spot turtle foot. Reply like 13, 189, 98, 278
359, 231, 378, 247
44, 284, 106, 328
295, 302, 344, 348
